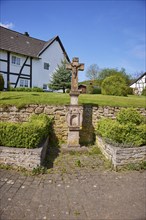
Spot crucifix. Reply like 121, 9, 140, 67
66, 57, 84, 148
66, 57, 84, 92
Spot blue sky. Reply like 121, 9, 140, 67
0, 0, 145, 81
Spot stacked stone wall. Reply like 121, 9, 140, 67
96, 136, 146, 168
0, 137, 49, 170
0, 105, 145, 144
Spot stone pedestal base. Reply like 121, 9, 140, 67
61, 144, 88, 153
67, 130, 80, 147
70, 92, 80, 105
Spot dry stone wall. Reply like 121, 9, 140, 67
0, 105, 145, 145
0, 137, 49, 170
96, 136, 146, 168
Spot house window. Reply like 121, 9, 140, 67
20, 79, 28, 87
44, 62, 50, 70
20, 79, 24, 87
24, 80, 28, 87
12, 56, 20, 65
43, 84, 47, 90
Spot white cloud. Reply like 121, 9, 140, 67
0, 22, 14, 29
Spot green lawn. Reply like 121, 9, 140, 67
0, 92, 145, 108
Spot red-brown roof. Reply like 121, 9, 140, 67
0, 26, 70, 61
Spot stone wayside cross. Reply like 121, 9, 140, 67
66, 57, 85, 148
66, 57, 84, 92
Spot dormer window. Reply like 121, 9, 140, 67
12, 56, 20, 65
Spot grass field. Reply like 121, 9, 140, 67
0, 92, 145, 108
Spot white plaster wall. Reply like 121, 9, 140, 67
32, 40, 65, 89
0, 50, 31, 88
0, 40, 66, 90
0, 50, 7, 59
130, 75, 146, 93
0, 51, 7, 88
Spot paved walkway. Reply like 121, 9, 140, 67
0, 169, 146, 220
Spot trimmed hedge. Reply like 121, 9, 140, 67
9, 87, 44, 92
96, 108, 146, 147
0, 114, 52, 148
116, 108, 145, 125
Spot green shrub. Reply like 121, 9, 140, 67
127, 87, 133, 95
141, 88, 146, 96
96, 108, 146, 147
0, 73, 4, 91
32, 87, 43, 92
93, 86, 101, 94
9, 87, 43, 92
97, 118, 146, 146
0, 114, 52, 148
116, 108, 145, 125
66, 88, 70, 93
101, 75, 128, 96
87, 84, 94, 94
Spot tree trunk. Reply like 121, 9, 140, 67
63, 87, 65, 93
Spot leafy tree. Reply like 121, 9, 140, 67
86, 64, 100, 81
98, 67, 131, 85
87, 82, 94, 94
49, 60, 71, 93
101, 75, 128, 96
0, 73, 4, 91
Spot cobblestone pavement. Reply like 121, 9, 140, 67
0, 169, 146, 220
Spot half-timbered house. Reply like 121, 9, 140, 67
130, 72, 146, 95
0, 26, 70, 90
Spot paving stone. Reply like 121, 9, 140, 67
0, 169, 146, 220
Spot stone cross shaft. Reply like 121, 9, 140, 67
66, 57, 84, 92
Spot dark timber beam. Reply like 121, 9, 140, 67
7, 52, 10, 90
14, 56, 29, 88
30, 57, 32, 88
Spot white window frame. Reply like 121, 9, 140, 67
20, 79, 24, 87
20, 79, 28, 87
24, 80, 28, 87
44, 62, 50, 70
12, 56, 21, 65
43, 84, 47, 90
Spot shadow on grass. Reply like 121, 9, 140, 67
31, 94, 40, 96
0, 96, 22, 101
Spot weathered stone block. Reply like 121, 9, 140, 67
35, 107, 44, 114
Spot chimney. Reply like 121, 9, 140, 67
24, 32, 29, 37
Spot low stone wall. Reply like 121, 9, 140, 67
96, 136, 146, 168
0, 137, 49, 170
0, 105, 145, 145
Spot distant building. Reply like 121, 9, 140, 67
78, 84, 87, 93
0, 26, 70, 90
130, 72, 146, 95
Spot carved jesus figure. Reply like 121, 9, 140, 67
66, 57, 84, 92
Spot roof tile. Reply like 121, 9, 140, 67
0, 26, 46, 57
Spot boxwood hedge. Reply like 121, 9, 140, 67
0, 114, 52, 148
96, 108, 146, 147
